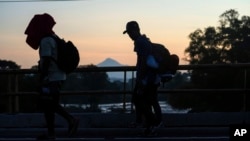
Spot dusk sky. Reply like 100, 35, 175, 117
0, 0, 249, 68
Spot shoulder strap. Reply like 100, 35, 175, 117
45, 34, 60, 63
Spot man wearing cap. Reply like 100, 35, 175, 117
123, 21, 161, 135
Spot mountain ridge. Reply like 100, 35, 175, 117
96, 58, 132, 81
97, 57, 124, 67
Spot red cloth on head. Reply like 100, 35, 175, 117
24, 13, 56, 50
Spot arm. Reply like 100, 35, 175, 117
39, 37, 55, 82
135, 37, 151, 85
137, 54, 148, 84
39, 56, 51, 82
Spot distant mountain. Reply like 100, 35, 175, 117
97, 58, 123, 67
97, 58, 132, 82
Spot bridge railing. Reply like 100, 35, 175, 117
0, 63, 250, 113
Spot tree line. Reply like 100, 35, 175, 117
167, 9, 250, 112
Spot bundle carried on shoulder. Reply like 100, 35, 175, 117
52, 36, 80, 74
147, 43, 179, 82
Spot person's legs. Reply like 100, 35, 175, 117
151, 85, 162, 126
37, 84, 56, 139
54, 103, 79, 136
152, 101, 162, 126
142, 85, 157, 135
44, 110, 55, 137
132, 93, 143, 126
50, 81, 79, 136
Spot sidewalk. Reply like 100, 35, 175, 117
0, 112, 249, 140
0, 127, 229, 140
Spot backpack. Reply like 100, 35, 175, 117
52, 36, 80, 74
148, 43, 179, 82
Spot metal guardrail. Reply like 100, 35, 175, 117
2, 63, 250, 74
0, 63, 250, 113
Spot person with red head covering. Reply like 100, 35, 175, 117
25, 13, 56, 50
25, 13, 79, 140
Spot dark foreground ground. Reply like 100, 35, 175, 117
0, 112, 249, 141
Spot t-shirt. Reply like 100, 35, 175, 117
39, 36, 66, 81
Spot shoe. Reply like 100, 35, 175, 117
155, 121, 164, 128
143, 126, 157, 137
128, 122, 143, 128
68, 118, 79, 137
36, 134, 55, 141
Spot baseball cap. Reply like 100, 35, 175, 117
123, 21, 140, 34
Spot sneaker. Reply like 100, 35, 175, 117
36, 134, 55, 141
68, 118, 79, 137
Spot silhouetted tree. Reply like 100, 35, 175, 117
61, 64, 122, 112
168, 9, 250, 112
0, 59, 21, 112
0, 59, 20, 69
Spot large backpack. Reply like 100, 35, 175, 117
148, 43, 179, 82
52, 36, 80, 74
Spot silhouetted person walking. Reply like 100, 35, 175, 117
123, 21, 162, 135
25, 13, 79, 140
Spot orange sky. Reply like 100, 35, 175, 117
0, 0, 249, 68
